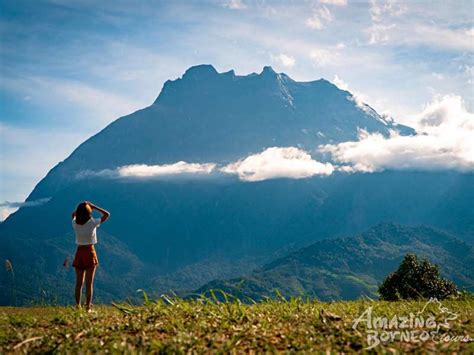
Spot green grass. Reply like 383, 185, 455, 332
0, 297, 473, 353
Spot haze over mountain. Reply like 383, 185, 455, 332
0, 65, 472, 305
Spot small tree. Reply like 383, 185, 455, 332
379, 254, 458, 301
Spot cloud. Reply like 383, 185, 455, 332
369, 0, 406, 22
1, 194, 51, 221
366, 0, 404, 45
79, 162, 217, 179
305, 6, 332, 30
79, 149, 335, 182
460, 64, 473, 84
0, 208, 15, 222
308, 42, 346, 67
221, 147, 334, 182
320, 95, 474, 172
410, 25, 474, 52
332, 75, 376, 116
365, 1, 472, 51
367, 23, 396, 44
333, 75, 349, 91
0, 197, 51, 208
222, 0, 247, 10
271, 53, 296, 68
309, 48, 336, 66
319, 0, 347, 6
118, 162, 216, 177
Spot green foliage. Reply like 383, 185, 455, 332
379, 254, 459, 301
196, 224, 473, 302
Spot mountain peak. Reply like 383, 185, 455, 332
183, 64, 219, 79
260, 65, 276, 76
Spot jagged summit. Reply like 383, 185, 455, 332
174, 64, 291, 82
260, 65, 276, 75
183, 64, 219, 78
155, 64, 319, 105
27, 63, 414, 201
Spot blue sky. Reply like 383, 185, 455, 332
0, 0, 473, 219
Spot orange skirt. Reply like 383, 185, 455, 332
72, 245, 99, 270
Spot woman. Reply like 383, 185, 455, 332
71, 201, 110, 311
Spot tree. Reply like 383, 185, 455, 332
379, 254, 458, 300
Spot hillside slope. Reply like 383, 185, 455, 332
196, 224, 474, 301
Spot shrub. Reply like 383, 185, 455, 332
379, 254, 458, 300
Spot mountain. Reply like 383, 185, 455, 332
195, 224, 474, 301
1, 65, 472, 305
21, 64, 414, 201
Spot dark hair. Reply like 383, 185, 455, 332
75, 202, 92, 225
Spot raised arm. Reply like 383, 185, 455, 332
86, 201, 111, 223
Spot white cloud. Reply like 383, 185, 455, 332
365, 1, 472, 51
305, 15, 323, 30
0, 197, 51, 209
332, 75, 374, 114
460, 64, 473, 84
79, 162, 217, 179
367, 23, 473, 50
309, 48, 336, 65
271, 53, 296, 68
333, 75, 349, 91
0, 198, 51, 222
1, 207, 16, 222
411, 25, 474, 52
308, 42, 347, 66
319, 0, 347, 6
221, 147, 334, 182
222, 0, 247, 10
415, 95, 473, 132
305, 6, 333, 30
367, 23, 396, 44
369, 0, 406, 22
432, 72, 445, 80
118, 162, 216, 177
79, 149, 335, 182
366, 0, 405, 45
320, 95, 474, 172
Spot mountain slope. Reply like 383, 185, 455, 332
195, 224, 474, 301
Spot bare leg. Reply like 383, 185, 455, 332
74, 267, 85, 307
85, 266, 97, 310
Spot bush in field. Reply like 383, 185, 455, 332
379, 254, 458, 301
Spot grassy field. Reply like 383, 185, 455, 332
0, 296, 473, 353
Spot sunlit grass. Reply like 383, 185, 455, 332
1, 293, 473, 353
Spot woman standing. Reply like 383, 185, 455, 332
71, 201, 110, 311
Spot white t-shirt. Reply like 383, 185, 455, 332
72, 217, 101, 245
